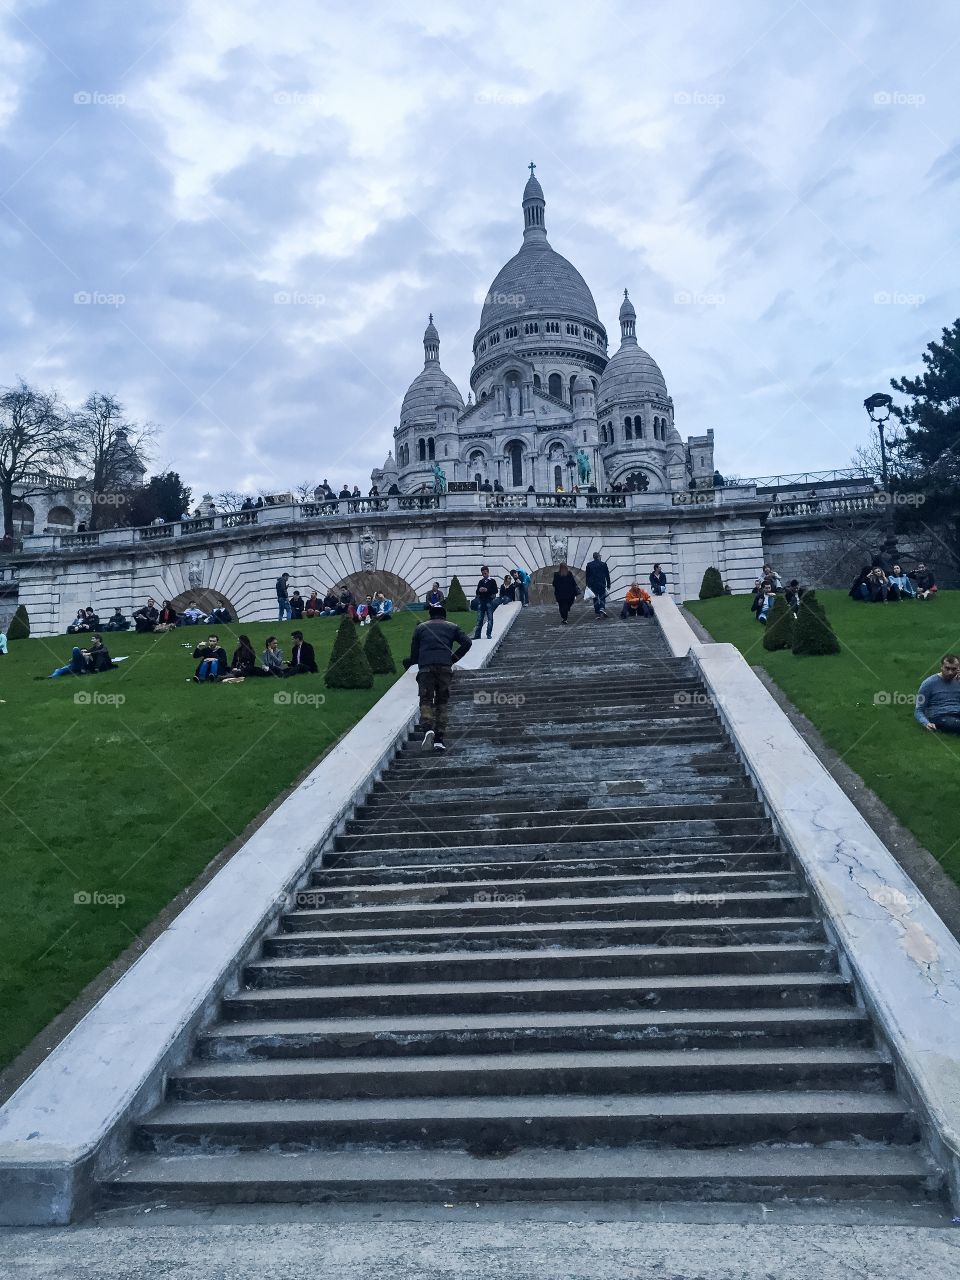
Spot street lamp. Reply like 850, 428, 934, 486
565, 451, 576, 490
863, 392, 897, 559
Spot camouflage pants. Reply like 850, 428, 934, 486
417, 665, 453, 735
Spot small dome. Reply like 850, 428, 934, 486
619, 288, 636, 321
400, 366, 464, 425
598, 343, 669, 405
523, 171, 545, 203
423, 313, 439, 345
572, 372, 593, 393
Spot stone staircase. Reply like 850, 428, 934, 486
103, 606, 941, 1208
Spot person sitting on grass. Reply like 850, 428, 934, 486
180, 602, 205, 625
158, 601, 179, 626
49, 646, 90, 677
48, 636, 115, 678
261, 635, 285, 676
285, 630, 318, 675
784, 580, 804, 612
67, 609, 89, 634
103, 607, 130, 631
375, 591, 393, 620
912, 564, 938, 600
304, 591, 322, 618
755, 579, 777, 622
356, 595, 373, 625
191, 634, 228, 683
320, 589, 339, 615
229, 634, 258, 676
133, 598, 160, 632
915, 654, 960, 733
866, 566, 890, 602
290, 590, 305, 620
887, 565, 915, 600
427, 582, 445, 607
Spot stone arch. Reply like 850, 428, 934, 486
547, 372, 563, 399
324, 569, 417, 607
527, 564, 587, 606
169, 586, 238, 617
46, 504, 75, 530
503, 437, 527, 488
12, 501, 34, 536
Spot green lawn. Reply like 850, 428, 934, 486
0, 611, 469, 1069
686, 591, 960, 884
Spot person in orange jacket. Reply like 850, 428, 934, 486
621, 583, 653, 619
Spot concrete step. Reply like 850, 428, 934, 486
103, 1144, 936, 1207
197, 1007, 873, 1062
134, 1089, 913, 1154
279, 889, 812, 931
244, 942, 839, 989
166, 1047, 895, 1102
334, 819, 776, 853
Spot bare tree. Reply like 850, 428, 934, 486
70, 392, 155, 529
212, 490, 249, 513
0, 379, 74, 542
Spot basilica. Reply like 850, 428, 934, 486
372, 167, 715, 495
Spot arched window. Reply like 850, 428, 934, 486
12, 501, 34, 536
624, 416, 633, 440
427, 438, 435, 461
554, 464, 563, 490
548, 372, 563, 399
533, 373, 541, 389
569, 375, 577, 403
480, 390, 488, 400
46, 504, 75, 530
417, 438, 426, 462
507, 441, 524, 487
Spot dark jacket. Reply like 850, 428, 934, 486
231, 643, 257, 672
276, 576, 289, 601
409, 619, 472, 668
475, 575, 498, 601
552, 571, 579, 603
585, 558, 611, 592
649, 571, 667, 594
194, 644, 228, 671
288, 640, 317, 672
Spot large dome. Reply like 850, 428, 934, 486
598, 341, 668, 405
479, 240, 601, 330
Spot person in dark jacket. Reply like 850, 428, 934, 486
472, 565, 499, 640
286, 630, 318, 675
133, 598, 160, 632
276, 572, 292, 621
230, 634, 258, 675
585, 551, 611, 617
85, 634, 116, 673
649, 563, 667, 595
405, 605, 472, 752
158, 601, 178, 626
552, 563, 579, 623
192, 634, 228, 682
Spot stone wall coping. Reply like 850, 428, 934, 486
652, 595, 960, 1208
0, 603, 523, 1224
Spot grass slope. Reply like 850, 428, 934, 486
686, 591, 960, 884
0, 612, 470, 1069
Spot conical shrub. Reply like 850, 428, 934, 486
446, 575, 469, 612
363, 621, 396, 674
792, 590, 840, 656
324, 615, 374, 688
699, 566, 724, 600
762, 593, 793, 651
7, 604, 29, 640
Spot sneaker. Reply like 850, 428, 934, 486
599, 609, 607, 617
421, 728, 435, 752
433, 740, 445, 752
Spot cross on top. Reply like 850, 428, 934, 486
528, 161, 536, 177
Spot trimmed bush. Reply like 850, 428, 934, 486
446, 575, 469, 612
324, 616, 373, 688
762, 593, 794, 651
699, 567, 724, 600
792, 590, 840, 656
363, 621, 397, 675
7, 605, 29, 641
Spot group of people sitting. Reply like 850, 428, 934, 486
850, 562, 937, 603
67, 599, 232, 635
188, 631, 318, 683
276, 575, 394, 623
750, 565, 805, 623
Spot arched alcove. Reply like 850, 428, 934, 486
324, 569, 417, 607
168, 586, 238, 617
527, 564, 587, 606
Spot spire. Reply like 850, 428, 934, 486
423, 313, 440, 364
522, 162, 547, 243
619, 288, 637, 342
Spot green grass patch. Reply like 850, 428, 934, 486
685, 591, 960, 884
0, 612, 470, 1068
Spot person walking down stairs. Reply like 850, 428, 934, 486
552, 562, 580, 624
405, 604, 472, 753
585, 550, 611, 618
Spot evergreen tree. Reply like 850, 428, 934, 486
363, 622, 397, 674
699, 566, 724, 600
762, 593, 793, 651
792, 590, 840, 656
324, 616, 373, 688
446, 575, 469, 612
7, 604, 29, 640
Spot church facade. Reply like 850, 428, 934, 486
372, 167, 715, 496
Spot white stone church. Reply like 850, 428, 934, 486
372, 166, 715, 496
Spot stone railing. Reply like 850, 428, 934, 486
536, 494, 577, 508
586, 493, 626, 509
766, 494, 882, 519
484, 493, 528, 509
139, 524, 175, 542
397, 495, 440, 511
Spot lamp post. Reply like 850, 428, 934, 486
565, 451, 576, 491
863, 392, 897, 559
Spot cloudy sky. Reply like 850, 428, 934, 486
1, 0, 957, 498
